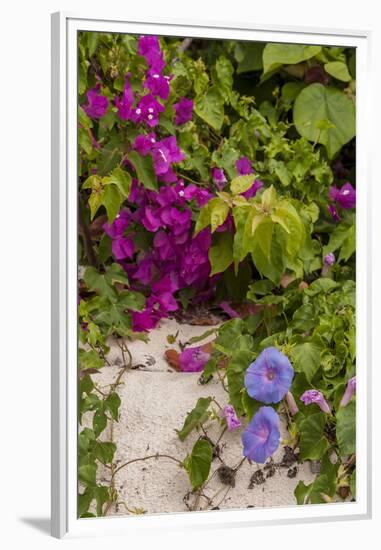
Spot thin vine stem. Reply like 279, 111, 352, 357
112, 454, 184, 479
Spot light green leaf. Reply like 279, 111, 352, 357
291, 340, 323, 383
214, 56, 234, 98
78, 349, 104, 371
209, 198, 230, 233
338, 224, 355, 262
263, 43, 321, 76
304, 278, 339, 296
101, 184, 123, 223
209, 232, 234, 275
230, 174, 255, 194
103, 167, 131, 197
324, 61, 352, 82
194, 86, 224, 131
195, 204, 212, 235
294, 83, 355, 158
261, 185, 278, 210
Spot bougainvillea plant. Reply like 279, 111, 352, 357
78, 31, 356, 516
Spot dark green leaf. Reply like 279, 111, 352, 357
336, 401, 355, 455
183, 439, 213, 490
95, 441, 117, 464
127, 150, 158, 190
79, 464, 97, 487
105, 392, 121, 421
93, 409, 107, 437
227, 350, 255, 415
299, 412, 329, 460
176, 397, 212, 441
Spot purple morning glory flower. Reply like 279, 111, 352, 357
322, 252, 336, 275
324, 252, 336, 266
131, 94, 165, 127
111, 236, 135, 260
236, 156, 253, 175
245, 347, 294, 404
241, 179, 264, 199
340, 376, 356, 407
328, 203, 340, 222
173, 97, 194, 125
83, 84, 108, 119
179, 345, 211, 372
285, 391, 299, 416
211, 167, 227, 190
220, 301, 240, 319
220, 404, 241, 431
137, 35, 165, 73
114, 74, 134, 120
241, 406, 280, 463
300, 390, 331, 414
144, 70, 171, 100
329, 182, 356, 209
103, 209, 130, 239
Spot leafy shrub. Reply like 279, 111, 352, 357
77, 31, 356, 515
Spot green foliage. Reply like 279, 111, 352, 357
336, 401, 356, 455
176, 397, 212, 441
298, 413, 329, 460
82, 168, 131, 222
183, 439, 213, 490
126, 150, 158, 190
294, 83, 355, 158
262, 43, 322, 77
78, 30, 356, 511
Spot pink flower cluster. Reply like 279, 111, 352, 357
104, 179, 214, 331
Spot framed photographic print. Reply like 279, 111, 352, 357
51, 12, 371, 539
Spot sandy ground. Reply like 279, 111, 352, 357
83, 318, 319, 516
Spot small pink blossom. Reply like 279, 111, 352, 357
220, 404, 241, 431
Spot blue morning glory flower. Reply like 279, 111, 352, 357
244, 347, 294, 404
241, 406, 280, 463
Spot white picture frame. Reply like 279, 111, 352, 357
51, 11, 372, 539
